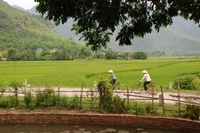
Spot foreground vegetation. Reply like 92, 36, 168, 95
0, 58, 200, 91
0, 81, 199, 121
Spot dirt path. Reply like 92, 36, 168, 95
52, 87, 200, 104
6, 87, 200, 104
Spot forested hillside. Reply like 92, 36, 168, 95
0, 1, 92, 60
26, 4, 200, 55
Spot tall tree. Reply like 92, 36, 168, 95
7, 48, 17, 61
35, 0, 200, 51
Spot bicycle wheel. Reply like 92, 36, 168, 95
114, 82, 125, 92
148, 83, 159, 95
131, 83, 143, 93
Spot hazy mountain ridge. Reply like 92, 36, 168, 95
108, 17, 200, 54
4, 2, 200, 55
25, 3, 200, 55
53, 16, 200, 54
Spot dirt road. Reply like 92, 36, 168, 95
6, 87, 200, 104
52, 87, 200, 104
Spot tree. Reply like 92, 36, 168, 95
147, 50, 166, 57
7, 48, 17, 61
35, 0, 200, 51
105, 49, 118, 60
21, 49, 37, 61
78, 47, 92, 59
133, 52, 147, 59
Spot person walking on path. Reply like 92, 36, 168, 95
140, 70, 151, 92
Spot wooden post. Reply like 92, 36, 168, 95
98, 84, 104, 108
57, 86, 60, 107
90, 88, 94, 108
160, 85, 165, 116
169, 81, 173, 89
23, 78, 27, 94
38, 82, 40, 90
79, 82, 84, 109
58, 86, 60, 97
178, 83, 181, 116
159, 94, 162, 106
127, 86, 129, 104
152, 85, 154, 111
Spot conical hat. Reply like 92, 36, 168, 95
142, 70, 148, 74
108, 70, 114, 73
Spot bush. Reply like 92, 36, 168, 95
97, 80, 126, 113
173, 74, 196, 90
0, 96, 12, 108
68, 95, 79, 109
50, 94, 60, 107
59, 95, 69, 107
24, 91, 32, 107
128, 102, 155, 115
132, 52, 147, 59
193, 75, 200, 90
182, 104, 200, 120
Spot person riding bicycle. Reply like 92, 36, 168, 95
140, 70, 151, 92
108, 69, 117, 86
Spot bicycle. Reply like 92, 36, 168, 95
94, 80, 125, 92
112, 81, 125, 92
131, 82, 159, 94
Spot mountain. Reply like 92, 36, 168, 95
37, 10, 199, 55
7, 2, 200, 55
53, 17, 200, 55
12, 5, 25, 11
0, 1, 82, 52
124, 17, 200, 55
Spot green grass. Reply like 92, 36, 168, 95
0, 58, 200, 90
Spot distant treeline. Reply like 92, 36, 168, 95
1, 47, 149, 61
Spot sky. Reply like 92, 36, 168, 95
3, 0, 38, 10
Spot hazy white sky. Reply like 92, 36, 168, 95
3, 0, 38, 10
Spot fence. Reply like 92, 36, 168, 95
1, 82, 200, 118
122, 85, 200, 116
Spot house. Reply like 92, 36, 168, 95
37, 48, 43, 53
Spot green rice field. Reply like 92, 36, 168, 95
0, 57, 199, 89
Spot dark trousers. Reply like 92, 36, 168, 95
144, 81, 151, 90
110, 79, 116, 86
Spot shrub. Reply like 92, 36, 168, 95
128, 102, 155, 115
68, 95, 79, 109
132, 52, 147, 59
35, 90, 45, 107
0, 96, 11, 108
0, 80, 7, 96
59, 95, 69, 107
97, 80, 126, 113
193, 75, 200, 90
50, 94, 60, 107
24, 91, 32, 107
9, 80, 23, 106
112, 95, 126, 113
173, 74, 196, 90
43, 87, 55, 107
182, 104, 200, 120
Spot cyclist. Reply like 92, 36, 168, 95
140, 70, 151, 92
108, 70, 117, 86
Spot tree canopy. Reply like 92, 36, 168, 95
35, 0, 200, 51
